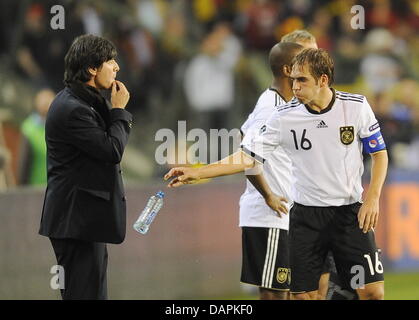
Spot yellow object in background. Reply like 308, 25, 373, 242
193, 0, 216, 22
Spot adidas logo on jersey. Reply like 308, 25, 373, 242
317, 120, 328, 128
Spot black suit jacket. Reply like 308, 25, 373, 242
39, 87, 133, 244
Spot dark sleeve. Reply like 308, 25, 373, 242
65, 106, 133, 164
17, 135, 33, 185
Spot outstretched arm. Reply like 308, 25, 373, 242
164, 150, 257, 187
163, 149, 288, 216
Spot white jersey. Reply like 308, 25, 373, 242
242, 89, 386, 207
239, 88, 293, 230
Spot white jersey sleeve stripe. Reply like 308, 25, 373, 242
241, 145, 266, 163
336, 91, 364, 99
337, 97, 364, 103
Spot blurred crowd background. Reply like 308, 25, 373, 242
0, 0, 418, 187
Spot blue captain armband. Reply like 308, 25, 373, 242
361, 130, 386, 154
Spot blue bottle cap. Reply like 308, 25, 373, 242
156, 191, 165, 198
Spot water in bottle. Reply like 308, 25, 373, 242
133, 191, 165, 234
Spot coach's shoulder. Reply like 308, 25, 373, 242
50, 90, 96, 126
50, 87, 89, 114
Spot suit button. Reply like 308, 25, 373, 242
119, 169, 123, 174
122, 196, 126, 201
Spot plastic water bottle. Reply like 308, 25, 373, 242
133, 191, 165, 234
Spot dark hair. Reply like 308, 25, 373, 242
293, 48, 334, 85
269, 42, 303, 78
63, 34, 117, 85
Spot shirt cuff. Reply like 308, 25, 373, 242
240, 145, 265, 164
110, 108, 133, 128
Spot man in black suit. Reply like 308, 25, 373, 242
39, 34, 132, 300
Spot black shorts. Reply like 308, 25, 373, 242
241, 227, 290, 291
289, 202, 384, 293
321, 251, 335, 274
322, 252, 358, 300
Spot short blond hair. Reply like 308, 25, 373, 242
281, 30, 315, 44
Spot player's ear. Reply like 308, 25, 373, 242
320, 74, 329, 87
283, 65, 291, 77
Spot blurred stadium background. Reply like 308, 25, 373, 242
0, 0, 418, 299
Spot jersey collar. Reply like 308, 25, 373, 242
269, 87, 288, 103
304, 88, 336, 115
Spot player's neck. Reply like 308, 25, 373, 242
271, 78, 293, 102
307, 87, 334, 113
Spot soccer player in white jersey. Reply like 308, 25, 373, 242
164, 48, 387, 300
246, 48, 387, 300
239, 41, 304, 300
281, 30, 343, 301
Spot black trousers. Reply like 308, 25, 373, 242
49, 238, 108, 300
